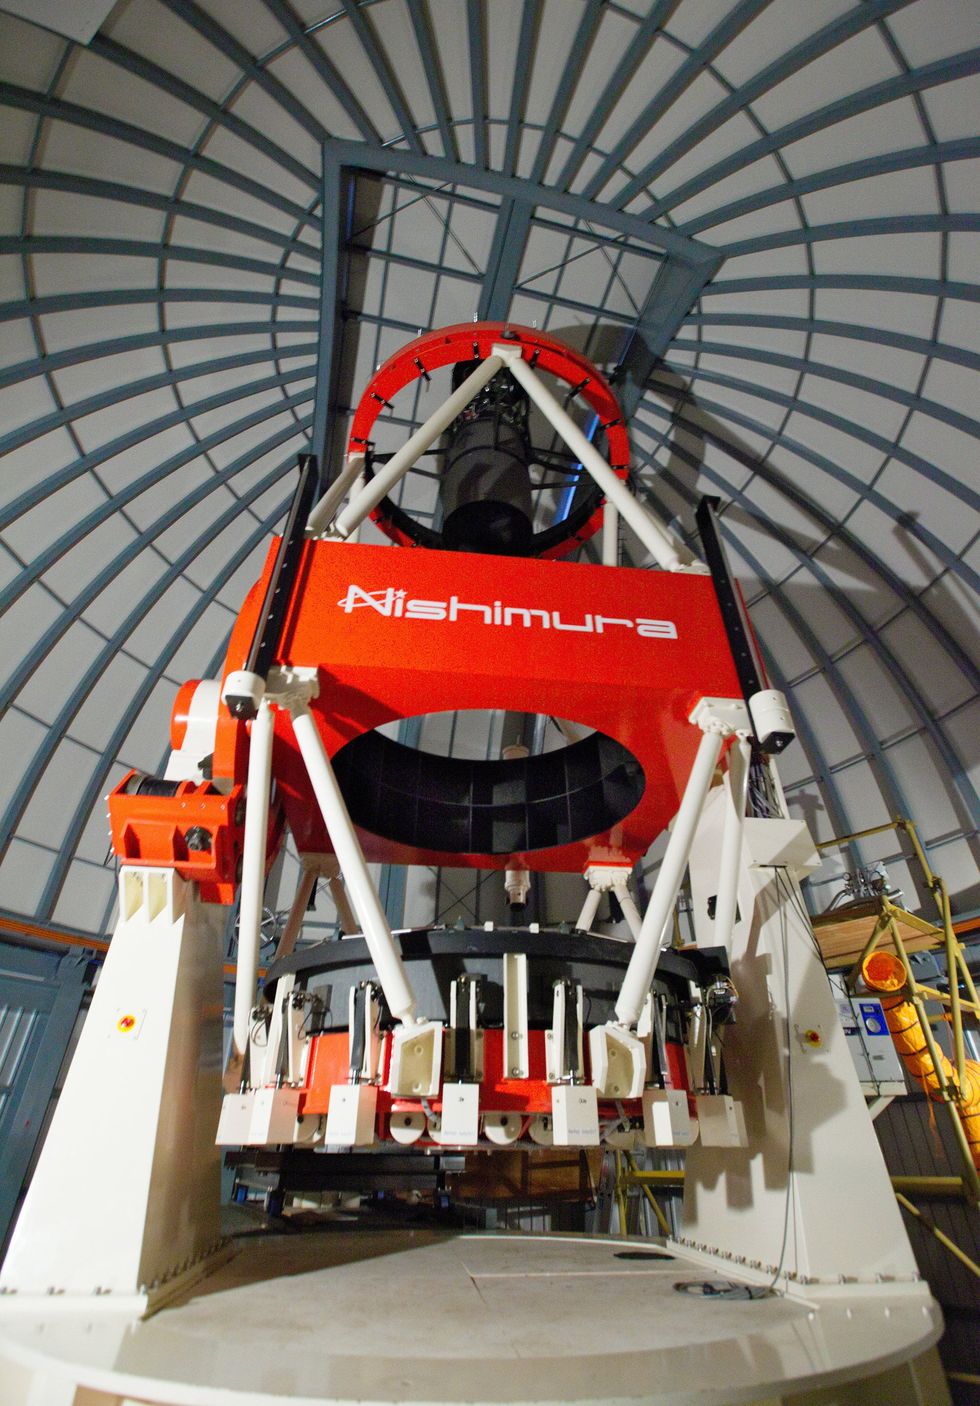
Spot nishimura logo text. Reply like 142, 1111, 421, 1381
336, 584, 678, 639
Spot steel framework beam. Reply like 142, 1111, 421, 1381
637, 387, 978, 684
320, 140, 723, 445
637, 47, 980, 220
322, 139, 723, 267
680, 138, 980, 237
614, 0, 914, 209
477, 198, 534, 322
723, 213, 980, 258
613, 257, 717, 417
634, 398, 979, 826
0, 447, 307, 856
36, 485, 303, 919
654, 358, 980, 579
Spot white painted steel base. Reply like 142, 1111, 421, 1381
684, 790, 919, 1290
0, 868, 227, 1311
0, 1231, 946, 1406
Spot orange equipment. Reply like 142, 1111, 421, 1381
107, 772, 282, 904
861, 950, 980, 1168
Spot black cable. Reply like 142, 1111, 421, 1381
704, 1004, 715, 1094
673, 1279, 769, 1300
769, 865, 837, 993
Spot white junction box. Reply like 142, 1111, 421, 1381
551, 1084, 599, 1145
696, 1093, 747, 1148
642, 1088, 697, 1148
216, 1091, 255, 1145
326, 1083, 378, 1147
249, 1086, 302, 1146
439, 1083, 480, 1145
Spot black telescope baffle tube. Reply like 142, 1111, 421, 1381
695, 494, 793, 755
348, 982, 371, 1080
559, 979, 581, 1081
448, 976, 478, 1081
226, 452, 319, 720
274, 995, 291, 1087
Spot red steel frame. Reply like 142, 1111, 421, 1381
211, 540, 741, 873
109, 322, 740, 887
300, 1026, 692, 1137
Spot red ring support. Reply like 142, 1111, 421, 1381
347, 321, 630, 558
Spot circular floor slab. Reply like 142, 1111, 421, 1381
0, 1231, 941, 1406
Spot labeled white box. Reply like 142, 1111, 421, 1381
696, 1093, 747, 1148
551, 1084, 599, 1145
439, 1083, 480, 1144
248, 1086, 302, 1146
641, 1088, 697, 1148
326, 1083, 378, 1146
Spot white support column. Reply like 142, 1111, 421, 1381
348, 473, 367, 542
612, 882, 643, 941
496, 343, 690, 572
233, 698, 274, 1056
333, 355, 505, 539
271, 865, 318, 963
321, 855, 359, 934
306, 453, 365, 535
575, 885, 603, 933
289, 702, 419, 1026
580, 865, 642, 939
294, 853, 360, 935
712, 736, 751, 949
614, 726, 724, 1027
601, 500, 619, 566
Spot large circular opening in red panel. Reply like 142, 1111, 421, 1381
332, 712, 645, 856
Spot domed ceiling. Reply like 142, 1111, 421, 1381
0, 0, 977, 937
